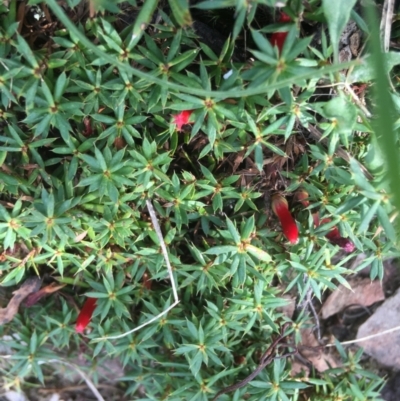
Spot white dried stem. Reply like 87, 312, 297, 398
326, 324, 400, 347
146, 199, 179, 304
94, 199, 179, 341
47, 359, 105, 401
380, 0, 395, 52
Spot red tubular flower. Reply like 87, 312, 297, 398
172, 110, 193, 131
320, 218, 340, 240
270, 12, 291, 54
270, 32, 288, 53
271, 194, 299, 244
329, 237, 356, 253
314, 216, 355, 253
75, 297, 97, 333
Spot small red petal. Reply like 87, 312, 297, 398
279, 12, 291, 23
270, 32, 288, 54
270, 12, 290, 54
75, 297, 97, 333
172, 110, 193, 131
272, 195, 299, 244
326, 228, 341, 240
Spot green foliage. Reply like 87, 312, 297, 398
0, 0, 397, 399
322, 0, 358, 63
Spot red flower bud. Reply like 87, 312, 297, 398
270, 32, 288, 54
278, 12, 291, 23
270, 12, 291, 54
172, 110, 193, 131
329, 237, 356, 253
271, 194, 299, 244
314, 215, 355, 253
75, 297, 97, 333
295, 189, 310, 207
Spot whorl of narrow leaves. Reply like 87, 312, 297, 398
0, 1, 393, 398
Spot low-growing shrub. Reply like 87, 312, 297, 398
0, 0, 397, 399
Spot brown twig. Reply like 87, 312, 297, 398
297, 277, 321, 341
211, 323, 294, 401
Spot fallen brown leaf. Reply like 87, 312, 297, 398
276, 289, 296, 319
16, 1, 26, 33
24, 282, 66, 307
291, 328, 340, 377
232, 150, 245, 173
321, 277, 384, 320
0, 277, 41, 325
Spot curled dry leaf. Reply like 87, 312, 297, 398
0, 277, 42, 325
321, 277, 384, 319
142, 270, 152, 290
82, 116, 93, 137
291, 328, 340, 376
24, 282, 67, 307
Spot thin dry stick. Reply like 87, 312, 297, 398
380, 0, 395, 52
297, 276, 321, 340
211, 324, 292, 401
39, 383, 119, 394
47, 359, 105, 401
343, 82, 372, 118
94, 199, 179, 341
326, 324, 400, 347
146, 199, 179, 304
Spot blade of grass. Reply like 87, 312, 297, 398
364, 2, 400, 222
